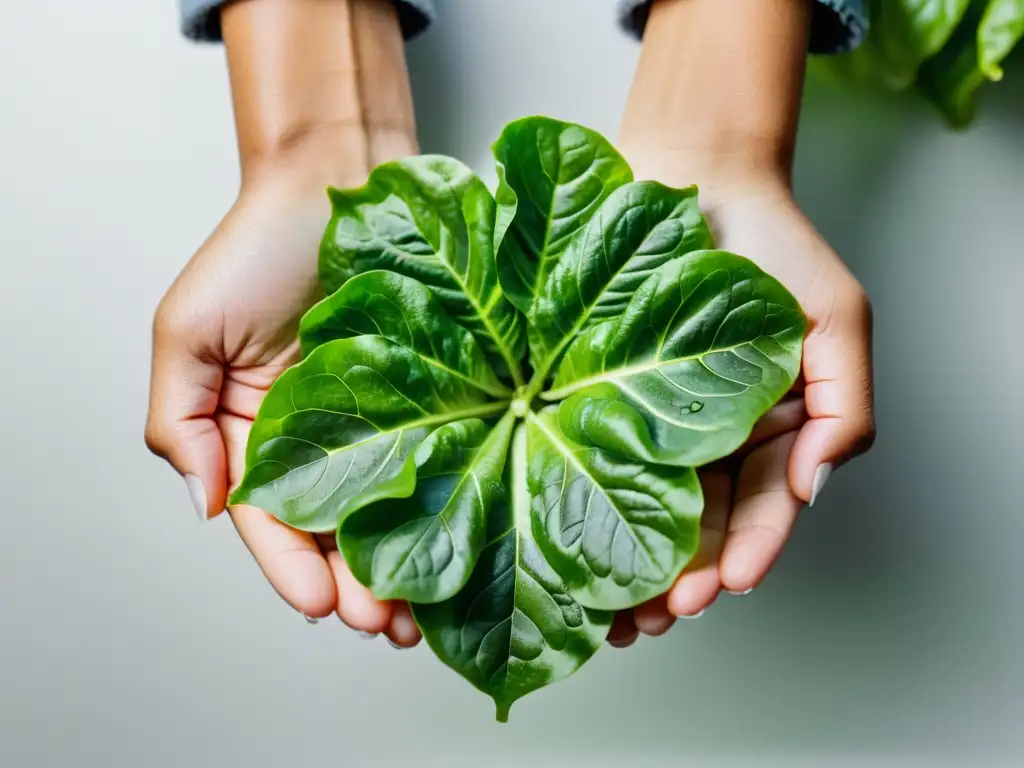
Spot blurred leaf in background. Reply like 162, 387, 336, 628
815, 0, 1024, 127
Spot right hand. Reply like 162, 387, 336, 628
145, 137, 422, 647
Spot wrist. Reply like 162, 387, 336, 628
224, 0, 417, 192
620, 0, 810, 196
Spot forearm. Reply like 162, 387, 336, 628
620, 0, 811, 194
222, 0, 418, 189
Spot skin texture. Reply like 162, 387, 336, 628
148, 0, 874, 650
616, 0, 876, 645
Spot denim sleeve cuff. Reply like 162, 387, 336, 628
179, 0, 435, 42
617, 0, 868, 55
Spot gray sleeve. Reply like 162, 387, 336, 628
617, 0, 869, 55
179, 0, 435, 42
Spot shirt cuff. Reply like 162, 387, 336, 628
179, 0, 435, 42
617, 0, 869, 55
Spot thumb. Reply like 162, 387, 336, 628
145, 325, 228, 521
788, 295, 876, 505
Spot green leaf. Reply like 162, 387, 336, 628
230, 336, 508, 532
414, 425, 612, 722
978, 0, 1024, 79
546, 250, 805, 467
320, 155, 526, 385
338, 413, 516, 604
299, 270, 511, 399
528, 181, 712, 385
526, 410, 702, 611
491, 117, 633, 315
819, 0, 972, 90
919, 0, 1024, 126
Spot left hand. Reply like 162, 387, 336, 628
606, 152, 876, 648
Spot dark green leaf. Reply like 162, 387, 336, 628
230, 336, 508, 532
299, 270, 511, 399
492, 117, 633, 314
320, 156, 526, 385
338, 413, 516, 603
414, 425, 612, 722
546, 250, 805, 467
528, 181, 711, 385
526, 409, 702, 611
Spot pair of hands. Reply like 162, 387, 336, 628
145, 137, 875, 650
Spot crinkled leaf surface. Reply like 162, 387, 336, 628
547, 250, 805, 467
236, 117, 807, 720
338, 413, 516, 604
528, 181, 711, 383
299, 270, 510, 399
491, 116, 632, 315
527, 409, 702, 611
413, 425, 612, 722
230, 335, 507, 532
320, 155, 526, 383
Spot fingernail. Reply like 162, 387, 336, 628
303, 615, 320, 625
681, 609, 705, 619
358, 632, 378, 640
810, 462, 834, 506
184, 474, 207, 522
386, 638, 408, 650
727, 588, 753, 596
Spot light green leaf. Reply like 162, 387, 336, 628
919, 0, 1024, 126
528, 181, 711, 386
414, 425, 612, 723
299, 270, 511, 399
338, 414, 516, 604
492, 117, 633, 315
230, 336, 508, 532
546, 250, 805, 467
320, 155, 526, 385
526, 410, 702, 611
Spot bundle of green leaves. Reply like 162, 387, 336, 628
819, 0, 1024, 127
230, 117, 806, 721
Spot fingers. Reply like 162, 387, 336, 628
719, 433, 803, 593
789, 294, 876, 504
666, 468, 731, 617
219, 411, 336, 619
324, 549, 393, 635
385, 602, 422, 648
607, 611, 639, 649
229, 504, 338, 618
145, 318, 228, 520
633, 594, 676, 636
744, 397, 807, 450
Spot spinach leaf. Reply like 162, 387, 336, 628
230, 335, 508, 532
413, 425, 612, 722
546, 250, 805, 467
320, 155, 526, 385
528, 181, 712, 388
492, 117, 632, 315
527, 409, 703, 611
338, 413, 516, 604
235, 117, 805, 719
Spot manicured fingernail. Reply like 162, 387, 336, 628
358, 632, 378, 640
727, 588, 753, 596
810, 462, 834, 506
681, 609, 705, 619
184, 474, 207, 521
303, 615, 320, 625
387, 638, 409, 650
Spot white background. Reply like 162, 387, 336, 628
1, 0, 1022, 764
